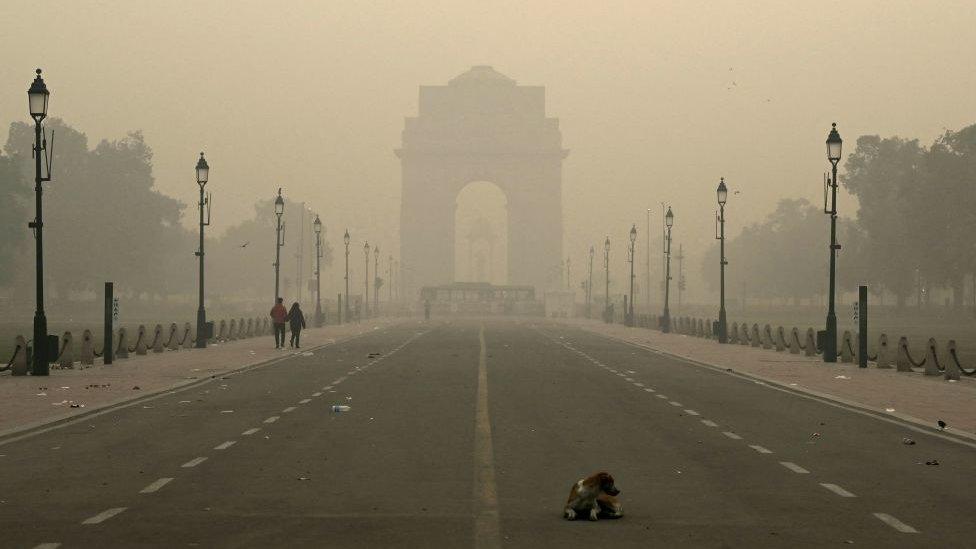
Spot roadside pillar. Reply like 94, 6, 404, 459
858, 285, 867, 368
103, 282, 114, 365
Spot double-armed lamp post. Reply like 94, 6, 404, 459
716, 178, 728, 344
373, 245, 380, 316
603, 237, 610, 322
628, 224, 637, 326
313, 215, 323, 327
343, 229, 351, 322
28, 69, 51, 375
273, 189, 285, 301
662, 207, 674, 333
194, 153, 211, 348
823, 123, 843, 362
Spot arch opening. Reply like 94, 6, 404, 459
454, 181, 508, 284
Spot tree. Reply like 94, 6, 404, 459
0, 151, 29, 286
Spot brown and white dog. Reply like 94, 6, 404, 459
563, 471, 623, 521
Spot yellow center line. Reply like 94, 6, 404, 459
474, 324, 501, 549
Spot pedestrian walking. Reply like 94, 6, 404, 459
270, 297, 287, 349
286, 302, 307, 348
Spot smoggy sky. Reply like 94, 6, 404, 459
1, 0, 974, 299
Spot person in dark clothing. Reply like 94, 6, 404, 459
285, 302, 307, 348
270, 298, 287, 349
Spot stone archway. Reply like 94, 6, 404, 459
396, 66, 568, 299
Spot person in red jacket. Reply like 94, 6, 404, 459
270, 298, 288, 349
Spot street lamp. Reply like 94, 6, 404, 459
374, 245, 380, 317
823, 123, 843, 362
603, 237, 611, 323
273, 189, 285, 301
388, 254, 394, 304
343, 229, 350, 323
363, 241, 371, 318
587, 245, 594, 319
628, 224, 637, 326
194, 153, 211, 348
716, 177, 728, 344
662, 207, 674, 333
28, 69, 52, 375
313, 215, 323, 327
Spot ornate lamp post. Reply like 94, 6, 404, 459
27, 69, 52, 375
823, 123, 843, 362
662, 207, 674, 333
343, 229, 350, 323
194, 153, 211, 348
628, 224, 637, 326
716, 177, 728, 343
313, 215, 323, 327
363, 241, 370, 318
273, 189, 285, 301
373, 245, 380, 316
603, 237, 611, 322
587, 245, 594, 319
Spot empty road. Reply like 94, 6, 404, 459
1, 319, 973, 548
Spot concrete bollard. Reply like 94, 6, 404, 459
218, 319, 227, 341
246, 318, 254, 338
166, 323, 179, 350
761, 324, 773, 350
729, 322, 739, 344
804, 328, 817, 357
923, 338, 941, 376
875, 334, 892, 368
11, 335, 29, 375
59, 331, 75, 369
116, 327, 129, 359
80, 329, 95, 366
135, 325, 149, 355
182, 322, 193, 349
840, 331, 854, 363
775, 326, 786, 352
944, 340, 962, 381
750, 324, 761, 348
895, 337, 913, 372
228, 319, 237, 341
152, 324, 165, 353
789, 327, 801, 354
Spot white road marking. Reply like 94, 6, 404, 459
633, 382, 644, 387
669, 401, 683, 407
322, 386, 333, 391
282, 406, 296, 413
214, 440, 236, 450
140, 477, 174, 493
312, 392, 322, 397
474, 324, 501, 549
644, 388, 655, 393
820, 483, 856, 497
264, 416, 280, 424
299, 398, 311, 404
873, 513, 918, 533
701, 420, 718, 427
722, 431, 742, 440
242, 428, 260, 436
749, 445, 773, 454
33, 544, 61, 549
684, 409, 700, 416
656, 394, 668, 399
181, 457, 208, 468
82, 507, 127, 525
779, 462, 809, 474
624, 377, 634, 382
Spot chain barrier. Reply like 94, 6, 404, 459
1, 345, 21, 372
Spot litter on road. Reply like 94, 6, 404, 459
331, 405, 351, 413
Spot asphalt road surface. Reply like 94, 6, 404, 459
1, 319, 974, 548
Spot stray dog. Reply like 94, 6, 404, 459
563, 471, 623, 520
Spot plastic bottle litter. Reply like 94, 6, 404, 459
331, 405, 351, 413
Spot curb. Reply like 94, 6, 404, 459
0, 322, 399, 446
573, 324, 976, 450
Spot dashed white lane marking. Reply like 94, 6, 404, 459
299, 398, 312, 404
181, 457, 208, 468
701, 420, 718, 427
624, 377, 634, 382
656, 394, 668, 399
214, 440, 237, 450
779, 462, 810, 474
722, 431, 742, 440
139, 477, 174, 494
322, 386, 333, 391
820, 483, 856, 497
873, 512, 919, 533
669, 401, 683, 407
684, 409, 700, 416
311, 392, 322, 397
264, 416, 280, 424
242, 428, 260, 436
33, 544, 61, 549
82, 507, 127, 525
633, 382, 644, 387
749, 445, 773, 454
282, 406, 297, 413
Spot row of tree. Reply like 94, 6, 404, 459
699, 123, 976, 309
0, 119, 333, 313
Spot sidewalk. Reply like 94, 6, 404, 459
565, 319, 976, 441
0, 318, 407, 439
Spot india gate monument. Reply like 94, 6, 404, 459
396, 66, 567, 299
